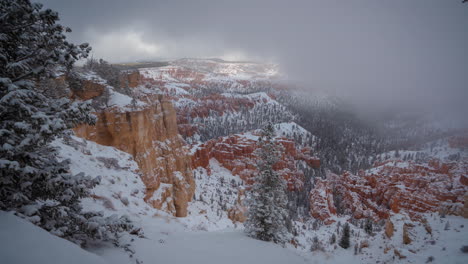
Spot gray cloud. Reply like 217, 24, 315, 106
41, 0, 468, 126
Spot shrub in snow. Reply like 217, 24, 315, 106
364, 218, 373, 235
461, 245, 468, 253
83, 58, 129, 95
310, 236, 323, 252
426, 256, 434, 263
245, 123, 290, 245
0, 0, 133, 246
96, 157, 123, 170
444, 221, 450, 230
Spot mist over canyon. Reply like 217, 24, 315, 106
1, 1, 467, 264
40, 0, 468, 127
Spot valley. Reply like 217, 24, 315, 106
16, 58, 466, 263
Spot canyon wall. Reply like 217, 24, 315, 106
73, 74, 194, 217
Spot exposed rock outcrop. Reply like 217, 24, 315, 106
309, 159, 468, 223
70, 79, 105, 100
74, 94, 195, 217
385, 220, 394, 238
403, 223, 412, 245
192, 132, 320, 191
120, 70, 141, 88
394, 249, 406, 259
309, 178, 336, 224
227, 189, 247, 223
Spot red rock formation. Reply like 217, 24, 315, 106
70, 79, 105, 100
308, 178, 336, 224
120, 70, 141, 88
136, 65, 281, 139
74, 95, 195, 217
192, 133, 320, 191
309, 159, 468, 223
227, 189, 247, 223
385, 220, 394, 238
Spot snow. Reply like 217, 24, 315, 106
8, 133, 465, 264
164, 82, 190, 95
79, 71, 108, 85
97, 229, 311, 264
0, 211, 107, 264
221, 92, 278, 104
77, 70, 147, 112
88, 212, 468, 264
52, 136, 151, 216
181, 161, 242, 231
107, 89, 146, 111
138, 59, 280, 94
377, 137, 468, 164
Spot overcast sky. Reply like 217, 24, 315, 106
41, 0, 468, 124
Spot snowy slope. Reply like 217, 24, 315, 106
40, 134, 468, 264
0, 211, 107, 264
182, 161, 244, 231
97, 229, 312, 264
53, 136, 152, 217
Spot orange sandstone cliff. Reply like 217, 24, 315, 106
73, 73, 194, 217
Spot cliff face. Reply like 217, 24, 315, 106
74, 94, 195, 217
70, 79, 105, 100
120, 70, 141, 88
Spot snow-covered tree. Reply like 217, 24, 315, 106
364, 218, 373, 235
245, 123, 290, 244
0, 0, 133, 246
339, 223, 350, 249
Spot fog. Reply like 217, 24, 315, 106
41, 0, 468, 126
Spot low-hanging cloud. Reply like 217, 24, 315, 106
84, 28, 162, 61
42, 0, 468, 125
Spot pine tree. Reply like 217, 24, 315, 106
364, 218, 373, 235
245, 123, 290, 244
339, 223, 351, 249
0, 0, 133, 246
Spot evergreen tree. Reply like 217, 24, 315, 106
339, 223, 351, 249
0, 0, 133, 246
245, 123, 290, 244
364, 218, 373, 235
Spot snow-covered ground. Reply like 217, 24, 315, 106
6, 206, 466, 264
0, 211, 107, 264
2, 135, 467, 264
